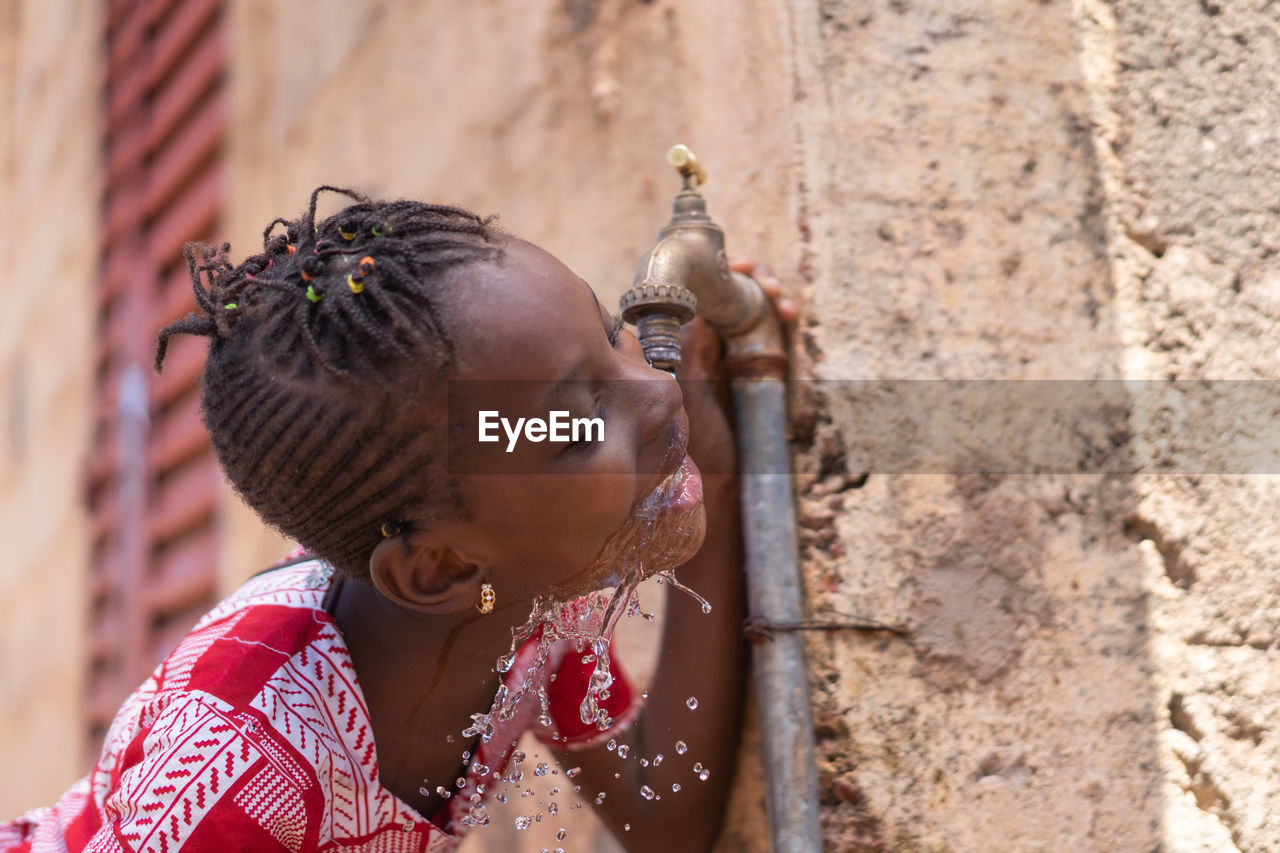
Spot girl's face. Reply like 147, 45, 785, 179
442, 239, 706, 604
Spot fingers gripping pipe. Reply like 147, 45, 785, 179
620, 147, 822, 852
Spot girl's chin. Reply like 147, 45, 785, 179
548, 461, 707, 601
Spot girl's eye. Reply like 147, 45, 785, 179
563, 400, 605, 453
607, 314, 625, 347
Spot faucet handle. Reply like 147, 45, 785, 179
667, 144, 707, 188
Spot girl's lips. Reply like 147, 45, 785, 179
652, 454, 702, 513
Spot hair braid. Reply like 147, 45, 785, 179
155, 187, 503, 578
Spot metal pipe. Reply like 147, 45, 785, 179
733, 378, 823, 853
621, 145, 823, 852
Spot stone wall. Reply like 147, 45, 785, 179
0, 0, 98, 815
2, 0, 1278, 850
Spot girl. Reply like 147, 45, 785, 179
1, 186, 793, 852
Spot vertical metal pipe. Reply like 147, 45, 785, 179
732, 378, 823, 853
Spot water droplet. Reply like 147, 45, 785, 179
675, 740, 688, 754
686, 696, 699, 710
672, 783, 681, 793
624, 823, 631, 832
474, 763, 489, 776
549, 786, 560, 795
606, 738, 617, 752
653, 754, 664, 766
614, 772, 621, 779
445, 734, 456, 744
515, 815, 533, 831
566, 766, 582, 778
455, 777, 466, 788
535, 762, 549, 777
403, 820, 414, 832
536, 813, 543, 822
693, 762, 703, 773
549, 801, 559, 815
548, 672, 558, 682
616, 744, 630, 758
640, 758, 649, 767
511, 749, 526, 765
699, 768, 710, 781
557, 828, 567, 841
476, 783, 486, 795
640, 785, 656, 801
497, 793, 508, 804
436, 787, 452, 800
419, 786, 430, 797
461, 751, 470, 761
581, 654, 596, 664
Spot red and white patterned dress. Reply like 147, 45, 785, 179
0, 559, 638, 852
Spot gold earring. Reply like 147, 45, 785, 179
477, 582, 495, 614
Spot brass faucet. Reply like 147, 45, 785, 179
620, 145, 785, 378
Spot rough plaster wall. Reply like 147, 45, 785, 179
0, 0, 97, 814
1075, 0, 1280, 849
790, 0, 1164, 850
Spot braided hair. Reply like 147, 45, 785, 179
155, 186, 503, 579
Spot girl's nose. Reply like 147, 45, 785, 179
637, 367, 683, 444
616, 328, 684, 441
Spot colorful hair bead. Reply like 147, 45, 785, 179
380, 521, 401, 538
224, 302, 237, 310
371, 222, 391, 237
338, 226, 356, 241
306, 284, 324, 303
347, 273, 364, 294
300, 269, 314, 281
360, 256, 375, 274
286, 244, 297, 255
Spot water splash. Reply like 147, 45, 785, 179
448, 447, 714, 836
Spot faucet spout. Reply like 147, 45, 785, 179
621, 146, 781, 376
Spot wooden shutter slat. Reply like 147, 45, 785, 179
147, 166, 220, 267
106, 1, 149, 79
146, 530, 218, 619
147, 0, 221, 93
146, 393, 207, 473
147, 456, 218, 546
151, 335, 207, 404
146, 30, 223, 154
145, 94, 223, 217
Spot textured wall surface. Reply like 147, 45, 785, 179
3, 0, 1278, 850
0, 0, 98, 814
1077, 0, 1280, 849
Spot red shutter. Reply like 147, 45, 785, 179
88, 0, 226, 753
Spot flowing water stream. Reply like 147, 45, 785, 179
446, 449, 711, 842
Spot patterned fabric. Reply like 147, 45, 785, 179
0, 560, 638, 853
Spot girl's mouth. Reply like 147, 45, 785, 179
647, 453, 703, 515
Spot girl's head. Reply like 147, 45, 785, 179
158, 187, 704, 610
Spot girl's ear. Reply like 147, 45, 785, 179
368, 529, 488, 615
